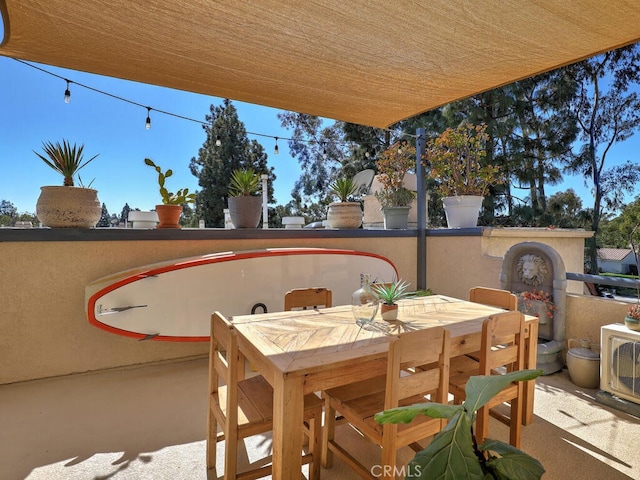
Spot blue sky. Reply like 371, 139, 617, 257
0, 56, 303, 214
1, 51, 639, 216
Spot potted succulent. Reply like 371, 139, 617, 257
326, 176, 362, 229
423, 123, 503, 228
144, 158, 196, 228
374, 141, 416, 229
228, 168, 262, 228
34, 139, 101, 228
376, 370, 545, 480
371, 279, 412, 321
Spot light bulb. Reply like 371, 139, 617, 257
274, 137, 279, 155
145, 107, 151, 130
64, 80, 71, 104
323, 147, 328, 160
215, 135, 222, 147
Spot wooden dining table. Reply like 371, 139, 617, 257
231, 294, 539, 479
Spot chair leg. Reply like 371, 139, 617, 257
510, 390, 523, 448
381, 424, 399, 480
322, 400, 336, 468
224, 425, 239, 479
308, 409, 322, 480
475, 405, 490, 445
206, 408, 216, 470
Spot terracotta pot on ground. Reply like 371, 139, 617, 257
155, 204, 183, 228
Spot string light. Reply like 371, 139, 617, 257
274, 137, 279, 155
15, 58, 419, 152
64, 79, 71, 104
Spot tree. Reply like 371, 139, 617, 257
565, 44, 640, 271
190, 99, 275, 227
599, 198, 640, 248
119, 203, 132, 225
96, 203, 110, 227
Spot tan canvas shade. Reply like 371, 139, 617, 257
1, 0, 640, 128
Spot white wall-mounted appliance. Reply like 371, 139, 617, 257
601, 323, 640, 404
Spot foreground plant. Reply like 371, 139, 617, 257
375, 370, 545, 480
35, 139, 98, 187
371, 279, 413, 305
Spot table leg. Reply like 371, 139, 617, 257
523, 320, 539, 425
272, 373, 305, 480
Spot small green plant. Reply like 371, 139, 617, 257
371, 279, 413, 305
144, 158, 196, 205
34, 139, 98, 187
376, 369, 544, 480
229, 169, 261, 197
329, 176, 358, 202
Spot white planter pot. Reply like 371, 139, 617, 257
282, 216, 305, 229
128, 211, 159, 229
442, 195, 483, 228
326, 202, 362, 229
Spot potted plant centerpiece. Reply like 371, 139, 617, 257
144, 158, 196, 228
326, 176, 362, 229
228, 168, 262, 228
374, 141, 416, 229
34, 139, 102, 228
371, 279, 412, 320
423, 123, 503, 228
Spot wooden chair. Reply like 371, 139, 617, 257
284, 287, 332, 311
469, 286, 518, 311
206, 312, 323, 479
322, 326, 450, 479
449, 310, 527, 447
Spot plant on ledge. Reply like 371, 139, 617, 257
423, 123, 503, 197
374, 141, 416, 208
376, 370, 545, 480
144, 158, 196, 205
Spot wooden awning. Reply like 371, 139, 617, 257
1, 1, 639, 128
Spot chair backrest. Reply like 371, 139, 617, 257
479, 310, 526, 374
384, 326, 450, 410
470, 286, 518, 311
284, 287, 332, 311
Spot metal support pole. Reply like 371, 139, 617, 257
261, 174, 269, 229
416, 128, 427, 290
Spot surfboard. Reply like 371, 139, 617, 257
85, 247, 398, 341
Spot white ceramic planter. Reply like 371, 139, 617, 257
442, 195, 483, 228
36, 186, 101, 228
128, 210, 159, 229
282, 216, 305, 229
326, 202, 362, 229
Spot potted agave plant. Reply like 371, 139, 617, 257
228, 168, 262, 228
371, 279, 412, 321
423, 123, 503, 228
326, 176, 362, 229
34, 139, 101, 228
144, 158, 196, 228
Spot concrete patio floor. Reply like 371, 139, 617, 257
1, 356, 638, 479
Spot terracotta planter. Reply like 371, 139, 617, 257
380, 303, 399, 321
228, 196, 262, 228
155, 204, 183, 228
36, 186, 101, 228
326, 202, 362, 229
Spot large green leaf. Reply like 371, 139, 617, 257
464, 370, 543, 414
375, 403, 462, 425
481, 440, 545, 480
409, 411, 485, 480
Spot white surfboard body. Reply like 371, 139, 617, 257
85, 247, 398, 341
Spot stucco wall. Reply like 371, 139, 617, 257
1, 227, 593, 384
1, 235, 417, 384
